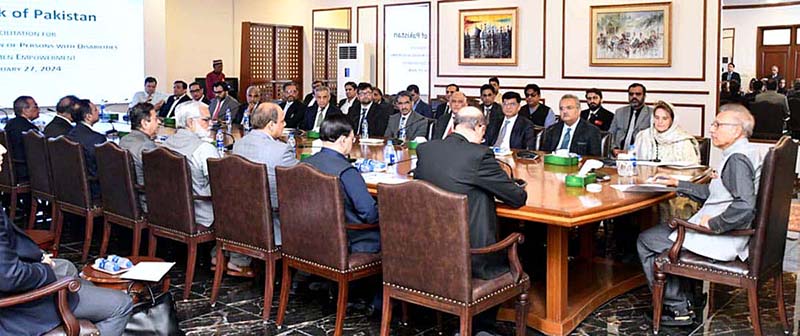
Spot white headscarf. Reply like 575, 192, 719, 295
634, 101, 700, 163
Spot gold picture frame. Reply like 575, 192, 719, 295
590, 2, 672, 67
459, 7, 519, 66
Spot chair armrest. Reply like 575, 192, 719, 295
666, 218, 755, 263
668, 218, 714, 234
0, 276, 82, 334
192, 195, 212, 201
346, 223, 379, 231
471, 232, 525, 282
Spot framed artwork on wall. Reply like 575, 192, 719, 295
590, 2, 672, 67
459, 7, 518, 66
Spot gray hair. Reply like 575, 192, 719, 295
251, 102, 282, 129
453, 106, 486, 129
720, 103, 755, 137
315, 86, 330, 95
246, 85, 261, 95
559, 94, 580, 109
174, 101, 205, 128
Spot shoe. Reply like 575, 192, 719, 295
644, 307, 695, 327
211, 262, 256, 278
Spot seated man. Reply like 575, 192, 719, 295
232, 102, 299, 246
5, 95, 41, 181
302, 86, 342, 131
44, 95, 78, 139
303, 114, 380, 253
66, 99, 106, 199
638, 104, 760, 326
484, 92, 536, 150
0, 143, 133, 336
384, 91, 428, 141
540, 94, 602, 156
119, 103, 159, 212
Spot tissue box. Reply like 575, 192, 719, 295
306, 130, 320, 139
163, 118, 176, 128
544, 154, 579, 166
565, 173, 596, 187
407, 141, 419, 150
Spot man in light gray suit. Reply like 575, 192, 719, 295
232, 102, 299, 246
384, 91, 428, 141
209, 81, 240, 122
608, 83, 652, 156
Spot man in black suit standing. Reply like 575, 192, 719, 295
338, 81, 358, 115
303, 86, 342, 131
580, 88, 614, 132
433, 83, 459, 120
479, 84, 503, 128
158, 80, 192, 118
279, 82, 306, 129
541, 94, 602, 156
485, 92, 536, 149
66, 99, 107, 199
431, 91, 468, 140
44, 95, 78, 139
768, 65, 784, 83
4, 96, 40, 181
348, 82, 390, 137
414, 105, 527, 333
720, 63, 741, 84
303, 80, 323, 107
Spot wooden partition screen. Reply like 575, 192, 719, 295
240, 22, 304, 102
313, 28, 350, 98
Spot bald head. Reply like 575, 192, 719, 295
453, 106, 487, 143
449, 91, 468, 113
251, 102, 286, 137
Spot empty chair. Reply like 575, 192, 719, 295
600, 131, 612, 158
21, 130, 60, 255
377, 181, 530, 336
207, 155, 282, 320
95, 142, 148, 257
0, 130, 30, 223
695, 136, 710, 166
47, 136, 102, 262
788, 98, 800, 139
142, 147, 215, 300
748, 100, 785, 140
275, 164, 382, 336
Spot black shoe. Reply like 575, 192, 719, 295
644, 307, 695, 327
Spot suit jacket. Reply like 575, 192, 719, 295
580, 106, 614, 132
66, 123, 107, 199
302, 104, 342, 130
43, 115, 73, 139
769, 74, 784, 83
484, 115, 537, 150
209, 95, 240, 121
0, 211, 74, 336
302, 92, 315, 106
384, 111, 428, 140
158, 94, 192, 118
755, 91, 790, 117
721, 71, 741, 83
413, 100, 433, 118
233, 102, 257, 125
348, 102, 390, 137
279, 100, 307, 129
414, 133, 527, 279
479, 103, 504, 126
540, 120, 602, 156
434, 102, 450, 120
4, 116, 37, 181
431, 111, 453, 141
608, 105, 652, 149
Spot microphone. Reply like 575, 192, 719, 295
391, 116, 430, 144
387, 157, 415, 166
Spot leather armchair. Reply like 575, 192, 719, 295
0, 130, 30, 225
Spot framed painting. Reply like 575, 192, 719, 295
590, 2, 672, 67
459, 7, 518, 66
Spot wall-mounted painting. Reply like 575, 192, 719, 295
590, 2, 672, 67
459, 7, 518, 66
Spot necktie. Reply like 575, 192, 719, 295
494, 119, 510, 147
623, 109, 640, 148
398, 116, 408, 139
484, 106, 490, 119
360, 108, 368, 135
212, 100, 223, 120
314, 107, 325, 129
559, 127, 572, 150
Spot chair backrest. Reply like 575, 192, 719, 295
532, 126, 545, 151
0, 130, 16, 187
749, 101, 784, 140
95, 142, 141, 220
208, 155, 275, 251
788, 98, 800, 131
695, 136, 711, 166
378, 181, 472, 303
47, 137, 92, 208
600, 131, 612, 158
276, 163, 348, 270
750, 136, 797, 277
22, 130, 53, 195
141, 147, 197, 233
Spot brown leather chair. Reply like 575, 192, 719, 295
377, 181, 530, 336
600, 131, 612, 158
652, 136, 797, 335
142, 147, 215, 300
95, 142, 147, 257
207, 155, 282, 320
0, 130, 30, 224
0, 277, 100, 336
533, 126, 545, 151
275, 163, 382, 336
47, 136, 102, 262
23, 130, 59, 232
749, 100, 785, 140
695, 136, 710, 166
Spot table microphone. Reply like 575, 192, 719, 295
387, 157, 415, 166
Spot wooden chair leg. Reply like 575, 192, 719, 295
183, 241, 198, 300
81, 214, 95, 262
459, 312, 472, 336
27, 198, 38, 229
652, 271, 667, 334
276, 261, 292, 326
334, 280, 349, 336
99, 220, 111, 257
147, 231, 157, 257
210, 242, 226, 306
401, 302, 409, 325
746, 282, 762, 336
131, 224, 143, 257
379, 288, 392, 336
436, 312, 443, 333
262, 257, 276, 320
707, 282, 716, 315
51, 208, 64, 258
775, 273, 790, 333
515, 292, 529, 336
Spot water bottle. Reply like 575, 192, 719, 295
107, 255, 133, 269
628, 144, 637, 171
383, 139, 397, 165
287, 131, 296, 150
99, 102, 106, 121
361, 117, 369, 140
94, 258, 121, 272
225, 108, 232, 133
216, 129, 225, 154
358, 159, 376, 173
242, 112, 251, 133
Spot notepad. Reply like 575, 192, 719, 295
120, 262, 175, 282
361, 172, 410, 185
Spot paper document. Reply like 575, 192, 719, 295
361, 172, 410, 185
636, 161, 697, 167
120, 262, 175, 282
610, 184, 675, 192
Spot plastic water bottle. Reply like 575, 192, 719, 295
241, 112, 251, 133
94, 258, 121, 272
225, 108, 232, 132
107, 255, 133, 269
216, 129, 225, 155
287, 131, 296, 150
361, 117, 369, 140
383, 139, 397, 165
99, 102, 106, 121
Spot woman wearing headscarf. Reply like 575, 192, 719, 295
634, 100, 700, 164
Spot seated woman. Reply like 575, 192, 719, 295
633, 100, 699, 163
637, 104, 760, 327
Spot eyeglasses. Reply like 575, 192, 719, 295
710, 121, 740, 128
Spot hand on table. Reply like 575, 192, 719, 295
698, 215, 711, 228
649, 174, 678, 187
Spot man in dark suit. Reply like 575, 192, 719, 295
0, 152, 133, 336
209, 81, 240, 122
158, 80, 192, 118
348, 82, 390, 137
768, 65, 784, 83
235, 85, 261, 125
484, 92, 536, 149
303, 86, 342, 131
338, 81, 358, 114
407, 84, 432, 118
44, 95, 77, 139
414, 106, 527, 333
279, 82, 306, 129
755, 79, 790, 118
478, 84, 503, 127
384, 91, 428, 141
66, 99, 106, 199
189, 82, 211, 105
432, 91, 468, 140
303, 80, 323, 106
4, 96, 40, 181
541, 94, 602, 156
720, 63, 741, 83
520, 83, 556, 128
580, 88, 614, 132
434, 83, 459, 120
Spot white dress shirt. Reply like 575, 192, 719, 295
557, 121, 578, 150
129, 91, 168, 108
341, 98, 356, 115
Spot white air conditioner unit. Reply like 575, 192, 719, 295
337, 43, 373, 101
